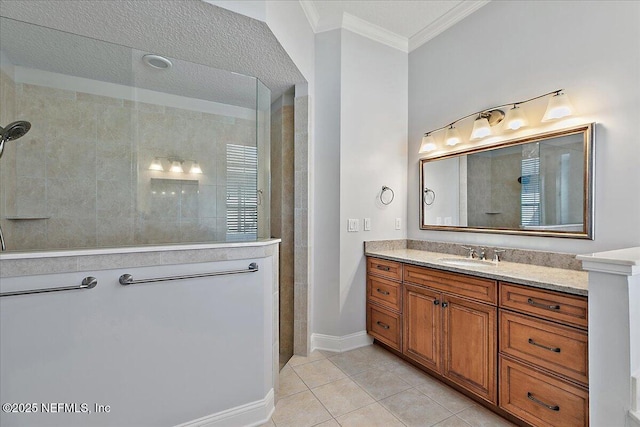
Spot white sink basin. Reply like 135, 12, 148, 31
437, 258, 495, 268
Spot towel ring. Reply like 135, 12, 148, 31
423, 188, 436, 205
380, 186, 395, 205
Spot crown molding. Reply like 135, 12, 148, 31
298, 0, 488, 53
409, 0, 490, 52
299, 0, 320, 31
341, 12, 408, 52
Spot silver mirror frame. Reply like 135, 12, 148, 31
419, 123, 595, 239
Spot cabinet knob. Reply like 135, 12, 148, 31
434, 300, 440, 306
441, 302, 448, 308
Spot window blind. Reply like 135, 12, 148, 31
226, 144, 258, 241
521, 157, 541, 227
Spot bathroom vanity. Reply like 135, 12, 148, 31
365, 247, 588, 427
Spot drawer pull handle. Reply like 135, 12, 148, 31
377, 265, 391, 271
528, 338, 561, 353
376, 321, 390, 330
527, 392, 560, 411
527, 298, 560, 311
376, 288, 390, 295
434, 300, 440, 306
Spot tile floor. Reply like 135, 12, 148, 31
264, 344, 517, 427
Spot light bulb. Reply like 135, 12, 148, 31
189, 161, 203, 174
419, 134, 437, 153
470, 116, 491, 140
445, 126, 461, 146
148, 157, 164, 171
505, 105, 528, 130
170, 160, 184, 173
542, 92, 574, 122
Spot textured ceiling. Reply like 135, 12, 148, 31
0, 0, 306, 103
311, 0, 464, 38
0, 18, 260, 108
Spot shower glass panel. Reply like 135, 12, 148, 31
0, 18, 270, 251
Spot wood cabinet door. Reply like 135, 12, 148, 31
442, 295, 497, 404
403, 283, 442, 373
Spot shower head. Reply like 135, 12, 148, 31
1, 121, 31, 141
0, 121, 31, 159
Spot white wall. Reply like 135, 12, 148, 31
339, 30, 408, 336
408, 0, 640, 253
312, 30, 342, 336
422, 157, 460, 226
0, 257, 274, 427
265, 1, 315, 88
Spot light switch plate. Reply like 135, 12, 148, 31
364, 218, 371, 231
395, 218, 401, 230
347, 218, 359, 232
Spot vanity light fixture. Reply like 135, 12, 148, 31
504, 104, 528, 130
419, 89, 574, 153
470, 114, 492, 140
542, 91, 574, 122
419, 133, 437, 153
444, 126, 461, 146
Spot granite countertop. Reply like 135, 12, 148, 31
365, 248, 588, 296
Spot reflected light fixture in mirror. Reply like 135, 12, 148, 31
149, 157, 164, 171
419, 89, 574, 153
170, 160, 184, 173
189, 161, 203, 174
149, 156, 203, 174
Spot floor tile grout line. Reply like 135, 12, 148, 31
278, 345, 515, 427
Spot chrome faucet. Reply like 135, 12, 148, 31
492, 249, 506, 262
462, 246, 476, 259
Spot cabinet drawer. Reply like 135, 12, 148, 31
367, 304, 401, 351
367, 257, 402, 281
500, 311, 588, 385
500, 283, 587, 329
367, 275, 401, 312
404, 265, 497, 305
500, 356, 588, 427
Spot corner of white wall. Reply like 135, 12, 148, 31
311, 331, 373, 353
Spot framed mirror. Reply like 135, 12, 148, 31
420, 123, 595, 239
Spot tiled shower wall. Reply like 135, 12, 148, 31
271, 99, 294, 368
0, 70, 256, 251
467, 152, 521, 228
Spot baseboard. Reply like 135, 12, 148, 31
175, 389, 274, 427
311, 330, 373, 353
